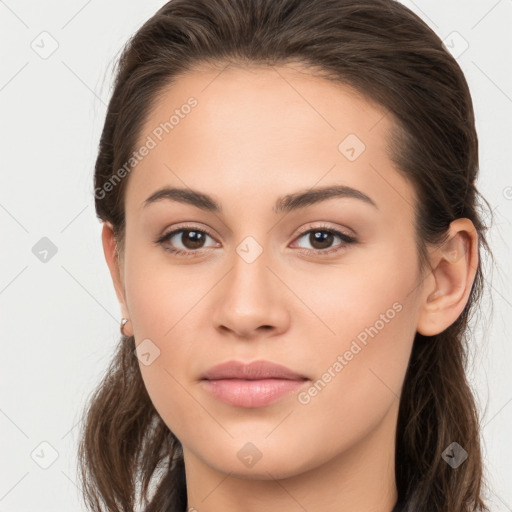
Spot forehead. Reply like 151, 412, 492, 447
125, 63, 415, 221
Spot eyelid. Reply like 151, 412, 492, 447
159, 221, 215, 237
294, 222, 355, 239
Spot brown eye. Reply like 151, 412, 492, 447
172, 229, 207, 249
293, 226, 356, 255
156, 227, 218, 256
307, 230, 335, 250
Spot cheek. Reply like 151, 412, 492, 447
122, 245, 210, 431
291, 296, 417, 465
124, 243, 202, 340
293, 241, 419, 422
300, 236, 420, 347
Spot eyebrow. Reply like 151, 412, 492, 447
143, 184, 378, 214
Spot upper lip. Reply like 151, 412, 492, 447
201, 360, 308, 381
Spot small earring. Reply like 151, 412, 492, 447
120, 317, 130, 337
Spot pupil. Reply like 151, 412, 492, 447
311, 231, 332, 249
184, 230, 204, 249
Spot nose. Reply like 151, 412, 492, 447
212, 246, 289, 340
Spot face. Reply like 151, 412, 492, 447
109, 63, 427, 480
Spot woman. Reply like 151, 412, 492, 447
78, 0, 492, 511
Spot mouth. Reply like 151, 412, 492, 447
200, 359, 310, 408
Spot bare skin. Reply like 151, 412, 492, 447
101, 63, 478, 512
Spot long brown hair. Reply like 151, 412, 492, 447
79, 1, 493, 510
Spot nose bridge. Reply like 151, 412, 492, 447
228, 233, 273, 302
212, 231, 286, 336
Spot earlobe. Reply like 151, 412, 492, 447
416, 219, 478, 336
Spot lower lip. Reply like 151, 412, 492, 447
201, 378, 308, 408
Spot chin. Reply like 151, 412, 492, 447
194, 439, 318, 481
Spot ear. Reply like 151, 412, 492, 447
101, 222, 133, 337
416, 218, 479, 336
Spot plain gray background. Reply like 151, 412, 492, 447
1, 0, 511, 510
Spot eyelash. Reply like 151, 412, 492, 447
155, 223, 357, 258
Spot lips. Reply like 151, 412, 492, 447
200, 360, 310, 408
200, 359, 308, 381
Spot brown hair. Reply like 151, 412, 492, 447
79, 0, 493, 510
